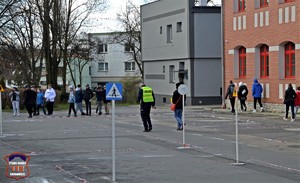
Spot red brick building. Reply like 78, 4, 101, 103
223, 0, 300, 110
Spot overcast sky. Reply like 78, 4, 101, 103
88, 0, 222, 33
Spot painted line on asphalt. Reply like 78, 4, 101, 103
56, 165, 88, 183
284, 128, 300, 132
249, 159, 300, 173
142, 155, 174, 158
210, 137, 225, 141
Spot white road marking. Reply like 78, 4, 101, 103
249, 159, 300, 173
210, 137, 225, 141
142, 155, 174, 158
284, 128, 300, 131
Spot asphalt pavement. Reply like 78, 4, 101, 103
0, 105, 299, 183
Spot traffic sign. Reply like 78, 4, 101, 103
178, 84, 188, 95
0, 84, 4, 92
106, 83, 122, 101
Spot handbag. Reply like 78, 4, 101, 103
170, 96, 181, 111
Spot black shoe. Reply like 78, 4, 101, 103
148, 127, 152, 132
67, 115, 70, 117
143, 129, 149, 132
81, 112, 86, 115
99, 112, 102, 115
74, 114, 77, 117
28, 115, 32, 118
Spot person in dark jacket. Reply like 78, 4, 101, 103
172, 82, 185, 130
24, 85, 37, 118
137, 83, 156, 132
238, 82, 248, 111
252, 78, 264, 112
225, 80, 236, 114
75, 84, 85, 115
283, 83, 296, 122
94, 85, 105, 115
83, 84, 94, 116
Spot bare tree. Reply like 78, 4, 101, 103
112, 0, 143, 77
67, 33, 93, 86
35, 0, 107, 91
0, 0, 43, 86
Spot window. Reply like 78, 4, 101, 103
260, 44, 269, 78
125, 62, 135, 71
167, 24, 173, 43
163, 65, 165, 73
98, 43, 108, 54
160, 26, 162, 34
169, 65, 175, 83
239, 47, 246, 78
125, 43, 134, 52
98, 62, 108, 71
238, 0, 246, 12
260, 0, 268, 7
285, 42, 295, 78
176, 22, 182, 32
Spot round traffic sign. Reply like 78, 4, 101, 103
178, 84, 188, 95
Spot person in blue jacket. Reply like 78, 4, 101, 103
36, 89, 46, 115
252, 78, 264, 112
75, 84, 85, 115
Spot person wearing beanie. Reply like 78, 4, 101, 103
75, 84, 85, 115
252, 78, 264, 112
9, 87, 20, 117
238, 82, 248, 111
67, 86, 77, 117
225, 80, 236, 114
283, 83, 296, 122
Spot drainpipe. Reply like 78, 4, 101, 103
221, 0, 225, 104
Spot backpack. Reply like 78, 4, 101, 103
229, 85, 234, 95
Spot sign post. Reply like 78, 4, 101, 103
177, 84, 189, 149
231, 87, 245, 166
0, 84, 5, 137
106, 82, 122, 182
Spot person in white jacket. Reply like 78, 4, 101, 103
44, 84, 56, 115
9, 87, 20, 117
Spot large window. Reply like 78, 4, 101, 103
260, 0, 269, 7
98, 62, 108, 71
285, 42, 295, 78
98, 43, 108, 54
169, 65, 175, 83
260, 44, 269, 78
125, 62, 135, 71
125, 43, 134, 52
238, 0, 246, 12
239, 47, 246, 78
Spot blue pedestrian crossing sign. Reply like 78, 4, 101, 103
106, 83, 122, 101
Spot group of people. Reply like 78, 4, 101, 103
66, 84, 110, 117
225, 79, 265, 114
225, 78, 300, 122
9, 83, 110, 118
9, 84, 56, 118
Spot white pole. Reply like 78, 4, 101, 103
112, 100, 116, 181
235, 99, 239, 163
0, 92, 2, 136
232, 98, 245, 166
182, 94, 185, 146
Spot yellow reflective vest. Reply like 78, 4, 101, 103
142, 86, 154, 103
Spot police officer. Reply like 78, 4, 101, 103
137, 83, 156, 132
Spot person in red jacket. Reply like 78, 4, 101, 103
294, 86, 300, 119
